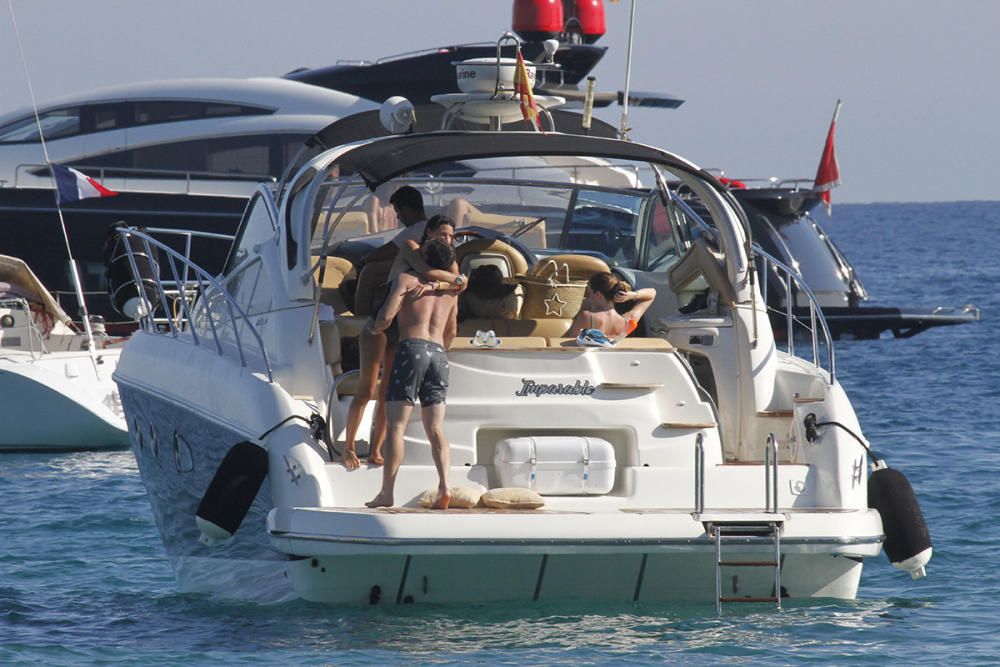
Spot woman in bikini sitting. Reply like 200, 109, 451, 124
341, 214, 466, 470
567, 271, 656, 340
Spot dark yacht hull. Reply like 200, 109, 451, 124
733, 188, 979, 341
0, 188, 242, 327
793, 305, 980, 340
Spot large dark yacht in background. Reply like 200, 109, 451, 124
729, 185, 978, 339
0, 78, 376, 323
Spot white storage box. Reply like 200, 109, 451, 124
493, 436, 616, 495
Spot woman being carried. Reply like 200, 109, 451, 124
568, 271, 656, 341
341, 214, 466, 470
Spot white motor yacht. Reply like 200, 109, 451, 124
0, 255, 127, 450
111, 74, 931, 605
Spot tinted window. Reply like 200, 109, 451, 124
72, 134, 309, 177
0, 108, 80, 143
132, 101, 269, 126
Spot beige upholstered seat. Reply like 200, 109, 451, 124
314, 210, 370, 240
455, 238, 529, 277
312, 256, 356, 314
528, 254, 610, 283
458, 317, 572, 339
459, 210, 547, 249
353, 258, 395, 317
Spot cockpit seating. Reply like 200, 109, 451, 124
458, 210, 547, 249
314, 210, 370, 240
352, 257, 396, 317
313, 255, 356, 315
455, 238, 529, 278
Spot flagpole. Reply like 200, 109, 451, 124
618, 0, 638, 140
8, 0, 98, 362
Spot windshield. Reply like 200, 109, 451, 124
308, 154, 713, 270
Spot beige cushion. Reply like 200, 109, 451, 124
462, 288, 522, 320
455, 238, 530, 277
528, 254, 610, 282
417, 486, 483, 509
480, 487, 545, 509
457, 318, 572, 339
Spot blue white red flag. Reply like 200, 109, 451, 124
51, 164, 118, 204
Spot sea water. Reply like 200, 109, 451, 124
2, 201, 998, 665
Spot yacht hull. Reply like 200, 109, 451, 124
118, 384, 295, 602
0, 351, 128, 450
285, 551, 864, 605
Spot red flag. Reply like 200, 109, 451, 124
813, 100, 842, 216
514, 50, 541, 132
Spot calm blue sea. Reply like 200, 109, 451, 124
2, 201, 998, 665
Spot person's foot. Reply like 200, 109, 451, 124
367, 447, 384, 466
341, 447, 361, 471
430, 487, 451, 510
365, 492, 393, 508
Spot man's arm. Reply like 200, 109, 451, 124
443, 298, 458, 350
396, 242, 466, 291
370, 274, 416, 335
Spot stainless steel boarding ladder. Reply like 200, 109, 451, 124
695, 433, 783, 613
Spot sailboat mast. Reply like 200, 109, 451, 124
7, 0, 98, 358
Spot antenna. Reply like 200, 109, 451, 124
8, 0, 99, 364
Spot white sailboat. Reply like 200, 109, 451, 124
0, 254, 127, 450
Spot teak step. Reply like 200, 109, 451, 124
757, 410, 794, 418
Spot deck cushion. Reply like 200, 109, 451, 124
480, 487, 545, 509
417, 486, 483, 509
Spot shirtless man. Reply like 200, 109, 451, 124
365, 238, 459, 509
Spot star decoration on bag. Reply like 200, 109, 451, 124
543, 292, 567, 317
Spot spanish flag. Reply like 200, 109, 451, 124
514, 50, 541, 132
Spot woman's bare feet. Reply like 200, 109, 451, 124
341, 447, 361, 471
367, 447, 384, 466
365, 492, 393, 508
430, 487, 451, 510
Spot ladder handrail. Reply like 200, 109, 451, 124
754, 244, 836, 384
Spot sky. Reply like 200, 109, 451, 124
1, 0, 997, 204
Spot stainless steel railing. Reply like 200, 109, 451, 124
0, 297, 47, 358
114, 227, 273, 382
754, 245, 836, 384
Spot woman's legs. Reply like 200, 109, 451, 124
342, 326, 386, 470
367, 344, 395, 465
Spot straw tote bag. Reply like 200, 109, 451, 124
519, 259, 586, 319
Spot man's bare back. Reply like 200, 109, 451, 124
372, 272, 458, 347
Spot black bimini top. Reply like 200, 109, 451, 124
331, 131, 719, 191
